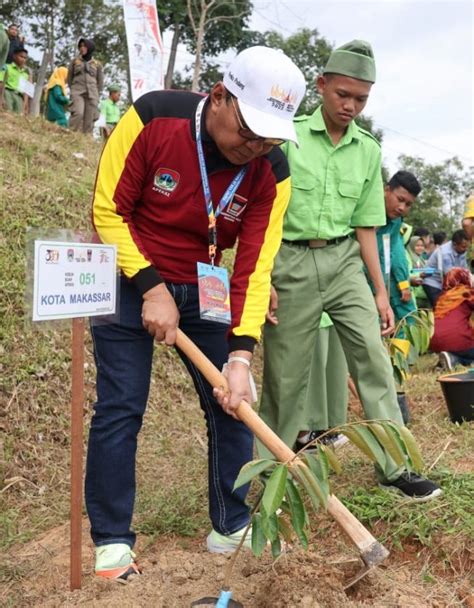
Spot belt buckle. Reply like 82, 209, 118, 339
308, 239, 327, 248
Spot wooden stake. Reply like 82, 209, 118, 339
70, 317, 85, 590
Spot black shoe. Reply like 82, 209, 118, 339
294, 430, 348, 452
379, 472, 442, 502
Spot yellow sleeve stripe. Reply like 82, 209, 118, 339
398, 280, 410, 290
92, 106, 151, 278
234, 176, 292, 341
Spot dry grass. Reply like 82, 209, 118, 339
0, 112, 473, 606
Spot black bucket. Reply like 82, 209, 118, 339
438, 371, 474, 423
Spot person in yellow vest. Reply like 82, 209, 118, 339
2, 46, 30, 114
99, 84, 121, 139
67, 37, 103, 133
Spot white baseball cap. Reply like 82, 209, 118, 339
223, 46, 306, 145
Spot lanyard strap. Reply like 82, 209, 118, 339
195, 97, 248, 264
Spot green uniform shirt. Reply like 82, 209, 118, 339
281, 106, 385, 240
4, 62, 29, 92
100, 98, 120, 125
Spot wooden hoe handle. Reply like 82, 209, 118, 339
175, 329, 389, 567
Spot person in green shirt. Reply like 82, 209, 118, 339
294, 313, 349, 450
2, 46, 30, 114
260, 40, 441, 501
377, 171, 421, 324
99, 84, 121, 139
45, 66, 70, 127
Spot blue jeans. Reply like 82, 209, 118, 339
85, 277, 253, 548
450, 348, 474, 366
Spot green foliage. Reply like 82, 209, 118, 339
342, 470, 474, 549
238, 420, 424, 559
159, 0, 253, 89
398, 154, 474, 234
387, 309, 434, 386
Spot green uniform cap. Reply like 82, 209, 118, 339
323, 39, 376, 83
108, 83, 121, 93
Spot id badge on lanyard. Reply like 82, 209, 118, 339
194, 96, 247, 325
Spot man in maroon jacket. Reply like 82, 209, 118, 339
88, 46, 306, 579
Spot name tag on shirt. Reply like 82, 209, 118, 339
197, 262, 231, 325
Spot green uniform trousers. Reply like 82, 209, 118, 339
4, 88, 24, 113
259, 237, 403, 481
303, 325, 348, 431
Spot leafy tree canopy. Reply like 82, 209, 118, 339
398, 154, 474, 234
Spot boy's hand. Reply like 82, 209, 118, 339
400, 288, 412, 302
375, 291, 395, 336
266, 285, 279, 325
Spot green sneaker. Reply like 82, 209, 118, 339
95, 543, 141, 581
206, 526, 252, 553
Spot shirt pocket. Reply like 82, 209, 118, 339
289, 174, 319, 218
337, 179, 364, 223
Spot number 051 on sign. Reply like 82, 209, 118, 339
32, 241, 117, 321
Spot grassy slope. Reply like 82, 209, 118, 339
0, 112, 473, 604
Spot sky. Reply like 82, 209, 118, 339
163, 0, 473, 175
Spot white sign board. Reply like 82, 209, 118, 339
18, 77, 35, 98
123, 0, 164, 101
32, 241, 117, 321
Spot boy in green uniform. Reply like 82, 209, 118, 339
260, 40, 441, 501
2, 46, 29, 114
99, 84, 121, 138
377, 171, 421, 323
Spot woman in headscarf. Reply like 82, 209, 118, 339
67, 37, 103, 133
430, 268, 474, 369
407, 235, 430, 308
45, 66, 70, 127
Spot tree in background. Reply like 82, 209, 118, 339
398, 154, 474, 234
6, 0, 127, 94
158, 0, 253, 90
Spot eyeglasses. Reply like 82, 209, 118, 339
230, 96, 285, 147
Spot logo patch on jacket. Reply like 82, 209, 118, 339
221, 193, 247, 222
153, 168, 180, 197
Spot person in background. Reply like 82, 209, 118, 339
0, 24, 9, 98
430, 268, 474, 370
45, 66, 70, 127
423, 229, 469, 306
68, 37, 103, 133
376, 171, 421, 323
260, 40, 441, 501
433, 231, 447, 248
414, 227, 432, 259
2, 46, 29, 114
5, 23, 24, 64
268, 309, 349, 452
407, 236, 430, 308
99, 84, 121, 139
87, 46, 306, 580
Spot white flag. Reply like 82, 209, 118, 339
123, 0, 164, 102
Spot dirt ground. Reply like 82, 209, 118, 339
2, 516, 473, 608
